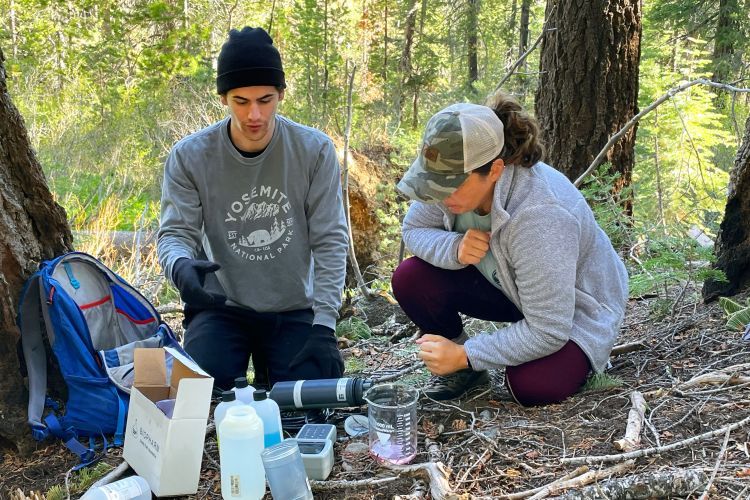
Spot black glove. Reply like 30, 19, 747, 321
289, 324, 344, 379
172, 258, 226, 308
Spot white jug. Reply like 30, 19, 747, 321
218, 405, 266, 499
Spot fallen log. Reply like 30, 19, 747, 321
527, 461, 634, 500
551, 468, 708, 499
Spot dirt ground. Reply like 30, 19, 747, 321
3, 289, 750, 499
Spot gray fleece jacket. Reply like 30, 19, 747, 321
402, 162, 628, 372
158, 115, 349, 330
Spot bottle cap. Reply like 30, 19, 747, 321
234, 376, 248, 388
253, 390, 268, 401
221, 390, 236, 402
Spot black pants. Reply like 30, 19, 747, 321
183, 306, 341, 391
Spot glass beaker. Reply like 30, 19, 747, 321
363, 383, 419, 465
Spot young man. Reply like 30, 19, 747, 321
157, 27, 349, 390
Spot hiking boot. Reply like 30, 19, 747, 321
422, 369, 489, 401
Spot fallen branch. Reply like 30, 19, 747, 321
457, 448, 492, 484
382, 461, 457, 500
395, 479, 428, 499
610, 341, 647, 357
698, 428, 731, 500
156, 303, 183, 315
500, 466, 589, 499
561, 414, 750, 465
527, 461, 635, 500
680, 364, 750, 389
88, 461, 130, 489
310, 476, 399, 491
552, 468, 708, 499
574, 78, 750, 187
374, 361, 425, 382
9, 490, 43, 500
613, 391, 646, 452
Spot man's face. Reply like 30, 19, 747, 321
221, 86, 284, 152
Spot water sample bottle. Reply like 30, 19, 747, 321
261, 439, 313, 500
219, 405, 266, 499
363, 383, 419, 465
250, 390, 283, 448
214, 390, 243, 444
232, 376, 256, 404
80, 475, 151, 500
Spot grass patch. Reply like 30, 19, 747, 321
45, 462, 114, 500
582, 372, 624, 392
336, 317, 372, 341
345, 355, 367, 374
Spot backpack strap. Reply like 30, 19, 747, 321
44, 414, 97, 468
18, 273, 50, 439
113, 390, 127, 446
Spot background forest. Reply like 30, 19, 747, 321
1, 0, 750, 305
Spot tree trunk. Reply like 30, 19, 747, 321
383, 0, 388, 81
518, 0, 531, 64
10, 0, 19, 59
467, 0, 479, 90
0, 48, 73, 452
703, 116, 750, 300
517, 0, 532, 94
711, 0, 739, 84
394, 0, 418, 124
535, 0, 641, 215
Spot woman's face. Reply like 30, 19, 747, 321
442, 160, 504, 215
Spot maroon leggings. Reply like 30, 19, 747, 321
392, 257, 591, 406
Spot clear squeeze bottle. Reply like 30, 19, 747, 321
214, 390, 242, 444
250, 390, 283, 448
232, 376, 256, 404
80, 475, 151, 500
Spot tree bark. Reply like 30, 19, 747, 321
516, 0, 532, 94
467, 0, 479, 89
518, 0, 531, 65
711, 0, 739, 84
394, 0, 419, 124
535, 0, 641, 215
703, 116, 750, 300
0, 48, 73, 452
554, 469, 707, 500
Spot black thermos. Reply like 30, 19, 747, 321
268, 377, 374, 410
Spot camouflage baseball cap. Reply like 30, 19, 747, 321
397, 103, 505, 203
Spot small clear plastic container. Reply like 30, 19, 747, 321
261, 439, 313, 500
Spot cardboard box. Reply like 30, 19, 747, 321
123, 346, 213, 496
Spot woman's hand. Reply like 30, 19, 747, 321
458, 229, 490, 265
417, 334, 470, 375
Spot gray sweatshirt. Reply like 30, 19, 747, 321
402, 162, 628, 372
157, 115, 349, 330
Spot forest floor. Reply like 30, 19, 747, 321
3, 286, 750, 499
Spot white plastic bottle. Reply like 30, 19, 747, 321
219, 405, 266, 499
232, 376, 256, 404
214, 390, 243, 428
80, 475, 151, 500
250, 390, 283, 448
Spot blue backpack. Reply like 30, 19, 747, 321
17, 251, 183, 467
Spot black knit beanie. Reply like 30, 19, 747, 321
216, 27, 286, 94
